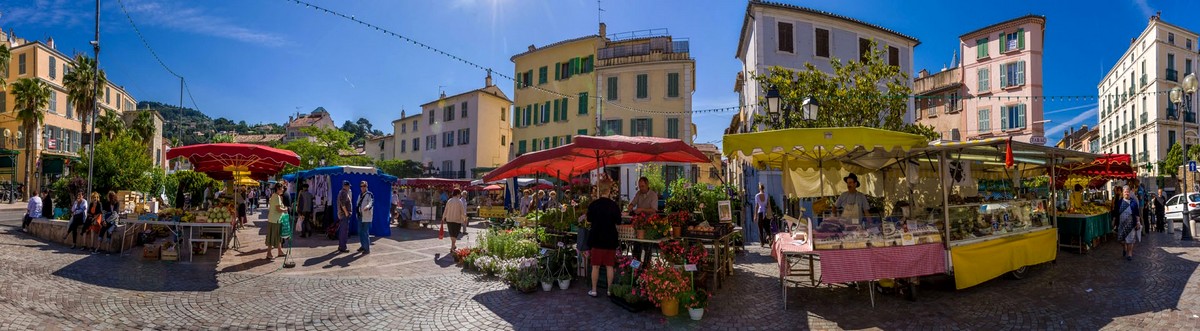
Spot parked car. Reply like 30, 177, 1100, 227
1163, 193, 1200, 222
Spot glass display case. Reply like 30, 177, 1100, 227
810, 216, 944, 250
946, 199, 1050, 245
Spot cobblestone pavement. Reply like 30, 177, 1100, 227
0, 212, 1199, 330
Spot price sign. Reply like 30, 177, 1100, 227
684, 264, 698, 272
540, 248, 548, 255
630, 259, 641, 269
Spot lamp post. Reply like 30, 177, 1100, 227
764, 86, 819, 129
764, 87, 782, 129
1169, 72, 1197, 241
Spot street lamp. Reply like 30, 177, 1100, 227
765, 86, 782, 128
801, 97, 820, 123
1169, 72, 1197, 241
765, 86, 819, 129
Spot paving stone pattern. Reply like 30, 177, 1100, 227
0, 215, 1199, 330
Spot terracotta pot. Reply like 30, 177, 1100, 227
660, 298, 679, 317
636, 229, 646, 239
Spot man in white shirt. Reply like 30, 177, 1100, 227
357, 181, 375, 254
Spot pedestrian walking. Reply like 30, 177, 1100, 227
586, 178, 620, 298
235, 187, 247, 228
63, 192, 87, 249
1116, 187, 1141, 261
298, 183, 315, 238
336, 181, 353, 253
1155, 189, 1167, 233
22, 190, 42, 232
357, 181, 374, 254
265, 183, 288, 261
754, 183, 770, 247
443, 189, 468, 254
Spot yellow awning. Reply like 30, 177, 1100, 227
722, 127, 929, 170
235, 178, 259, 187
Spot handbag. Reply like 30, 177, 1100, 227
438, 221, 445, 240
280, 213, 292, 238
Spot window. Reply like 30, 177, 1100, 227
948, 92, 960, 112
603, 119, 623, 135
461, 102, 468, 118
1169, 130, 1177, 148
607, 77, 618, 100
977, 67, 990, 92
859, 38, 871, 62
48, 90, 56, 114
578, 129, 587, 137
18, 54, 25, 75
560, 97, 568, 120
667, 118, 680, 139
1169, 32, 1175, 44
105, 87, 110, 104
401, 123, 406, 134
460, 160, 466, 176
888, 46, 899, 66
413, 120, 418, 132
1000, 29, 1024, 52
815, 28, 830, 58
401, 140, 407, 153
553, 99, 561, 122
636, 74, 648, 99
552, 136, 560, 148
1188, 59, 1194, 75
426, 135, 436, 150
999, 61, 1026, 87
443, 161, 453, 174
542, 102, 550, 123
49, 56, 56, 79
538, 66, 548, 85
631, 118, 652, 136
501, 135, 506, 146
1169, 54, 1176, 70
543, 137, 550, 150
429, 109, 436, 124
524, 105, 532, 127
533, 138, 541, 151
667, 73, 680, 98
978, 108, 991, 133
1000, 104, 1027, 130
777, 22, 794, 53
1190, 39, 1194, 50
443, 132, 454, 147
578, 92, 589, 115
976, 38, 989, 59
518, 140, 527, 154
445, 105, 455, 122
523, 70, 533, 87
459, 128, 470, 145
501, 107, 507, 121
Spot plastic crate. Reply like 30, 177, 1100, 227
617, 225, 636, 240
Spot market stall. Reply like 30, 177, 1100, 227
1053, 154, 1134, 253
288, 166, 396, 237
393, 177, 472, 227
724, 127, 944, 307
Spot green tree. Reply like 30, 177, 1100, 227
95, 109, 125, 140
210, 134, 235, 143
277, 127, 356, 173
377, 159, 426, 178
11, 78, 50, 199
63, 54, 107, 141
169, 170, 216, 206
132, 110, 157, 146
82, 132, 154, 194
0, 44, 10, 88
751, 39, 938, 140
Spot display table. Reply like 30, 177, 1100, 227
1057, 213, 1111, 253
682, 231, 738, 289
772, 233, 947, 308
949, 227, 1056, 289
122, 219, 232, 262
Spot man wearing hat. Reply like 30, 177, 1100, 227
336, 180, 354, 253
835, 173, 872, 223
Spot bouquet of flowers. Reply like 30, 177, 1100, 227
659, 240, 687, 265
679, 288, 710, 309
667, 211, 691, 228
636, 261, 691, 307
632, 213, 671, 238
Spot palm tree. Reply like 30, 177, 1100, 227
95, 109, 125, 140
10, 78, 50, 200
132, 110, 157, 146
63, 54, 106, 142
0, 44, 10, 89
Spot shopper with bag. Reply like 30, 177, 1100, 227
443, 189, 468, 255
265, 183, 289, 261
1116, 186, 1141, 261
356, 181, 374, 254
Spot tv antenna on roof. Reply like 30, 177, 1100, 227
597, 0, 604, 26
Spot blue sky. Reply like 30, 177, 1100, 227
0, 0, 1187, 148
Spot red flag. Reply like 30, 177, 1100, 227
1005, 137, 1014, 168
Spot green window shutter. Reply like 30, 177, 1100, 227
667, 73, 679, 98
1000, 106, 1009, 130
647, 118, 653, 137
607, 77, 618, 100
976, 38, 987, 59
514, 107, 522, 127
999, 33, 1007, 52
519, 141, 527, 154
544, 137, 550, 149
555, 63, 561, 80
999, 63, 1008, 87
667, 118, 679, 139
578, 129, 587, 136
584, 55, 594, 72
525, 106, 532, 126
630, 119, 637, 136
543, 101, 551, 123
1017, 61, 1026, 86
578, 92, 589, 115
636, 74, 648, 99
553, 99, 560, 121
1017, 28, 1025, 50
1017, 104, 1027, 128
573, 57, 581, 74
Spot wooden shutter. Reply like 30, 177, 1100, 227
543, 101, 550, 123
1017, 28, 1025, 50
1001, 106, 1009, 130
999, 33, 1007, 52
515, 106, 522, 127
578, 92, 588, 115
778, 22, 794, 53
888, 46, 899, 66
647, 118, 653, 137
553, 99, 560, 121
1017, 104, 1027, 128
607, 77, 618, 100
1017, 61, 1026, 86
815, 28, 830, 57
561, 98, 568, 120
555, 63, 560, 80
976, 38, 987, 59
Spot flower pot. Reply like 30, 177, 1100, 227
672, 227, 682, 238
636, 229, 646, 239
688, 307, 704, 320
558, 279, 571, 290
660, 298, 680, 317
541, 281, 553, 292
518, 285, 537, 294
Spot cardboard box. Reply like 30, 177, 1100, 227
142, 244, 160, 260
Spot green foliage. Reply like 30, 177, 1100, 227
64, 54, 106, 140
478, 227, 542, 260
341, 117, 385, 147
96, 109, 125, 140
377, 159, 426, 179
11, 77, 49, 199
132, 110, 158, 146
277, 127, 358, 173
666, 178, 734, 223
148, 101, 284, 146
1163, 143, 1184, 178
82, 132, 155, 193
169, 170, 218, 206
639, 164, 666, 195
751, 39, 912, 133
0, 44, 9, 88
49, 176, 89, 206
209, 134, 235, 143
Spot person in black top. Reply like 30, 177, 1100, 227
1154, 188, 1167, 233
586, 178, 620, 298
41, 190, 54, 220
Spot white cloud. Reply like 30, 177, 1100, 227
1133, 0, 1155, 19
1045, 108, 1098, 139
1045, 103, 1099, 116
0, 0, 90, 28
121, 0, 287, 47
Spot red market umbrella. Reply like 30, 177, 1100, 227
482, 184, 504, 191
394, 177, 472, 189
528, 183, 555, 191
483, 135, 710, 182
166, 143, 300, 180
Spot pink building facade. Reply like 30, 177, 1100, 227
960, 15, 1046, 143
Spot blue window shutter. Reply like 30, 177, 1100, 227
1017, 104, 1027, 128
1001, 106, 1009, 130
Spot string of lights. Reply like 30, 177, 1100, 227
117, 0, 203, 112
282, 0, 1167, 116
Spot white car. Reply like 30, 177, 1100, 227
1164, 193, 1200, 222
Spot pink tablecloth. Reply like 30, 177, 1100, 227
772, 233, 947, 284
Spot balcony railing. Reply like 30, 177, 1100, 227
1141, 74, 1147, 87
1168, 68, 1179, 82
1141, 112, 1148, 125
1141, 152, 1149, 163
597, 37, 689, 60
1189, 112, 1196, 123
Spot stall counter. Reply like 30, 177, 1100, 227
1057, 212, 1111, 252
949, 227, 1057, 289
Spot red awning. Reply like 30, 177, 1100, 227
395, 178, 473, 189
483, 135, 710, 182
166, 143, 300, 180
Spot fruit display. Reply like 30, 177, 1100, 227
1062, 203, 1109, 216
811, 217, 944, 250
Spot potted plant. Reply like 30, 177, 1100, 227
453, 247, 472, 265
680, 288, 710, 320
659, 240, 687, 266
541, 273, 555, 292
557, 272, 571, 290
638, 261, 690, 317
667, 211, 690, 238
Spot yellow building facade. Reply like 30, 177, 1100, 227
509, 35, 603, 157
1, 33, 139, 190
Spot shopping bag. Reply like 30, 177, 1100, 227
280, 214, 292, 238
438, 221, 445, 240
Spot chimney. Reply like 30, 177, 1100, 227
485, 69, 493, 87
46, 37, 53, 49
599, 22, 607, 37
401, 108, 406, 119
527, 44, 536, 52
289, 115, 294, 124
918, 69, 929, 78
